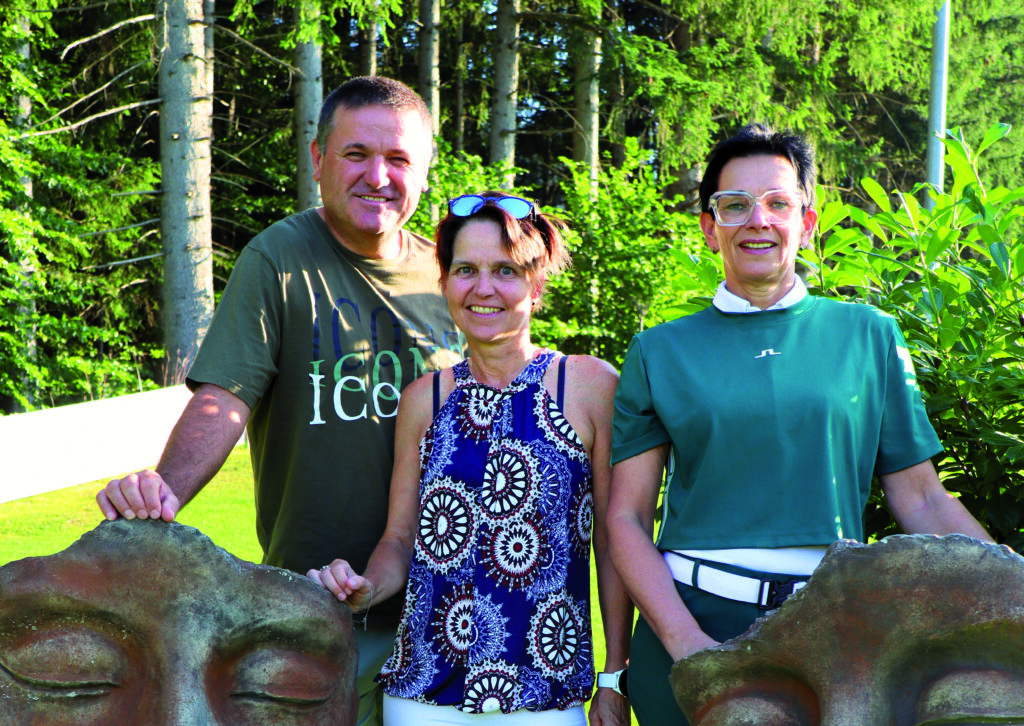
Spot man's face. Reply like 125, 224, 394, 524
0, 520, 357, 725
311, 104, 431, 253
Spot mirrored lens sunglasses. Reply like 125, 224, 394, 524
448, 194, 535, 220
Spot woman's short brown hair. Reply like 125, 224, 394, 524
435, 193, 570, 298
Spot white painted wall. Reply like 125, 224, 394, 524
0, 386, 194, 504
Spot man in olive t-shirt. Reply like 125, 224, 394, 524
187, 207, 461, 579
97, 77, 461, 726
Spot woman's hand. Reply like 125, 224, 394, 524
306, 559, 374, 612
589, 687, 630, 726
668, 629, 719, 663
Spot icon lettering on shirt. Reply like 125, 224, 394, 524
754, 348, 782, 359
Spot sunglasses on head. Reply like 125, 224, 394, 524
448, 194, 536, 220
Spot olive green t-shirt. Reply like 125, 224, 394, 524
612, 295, 941, 548
188, 209, 463, 597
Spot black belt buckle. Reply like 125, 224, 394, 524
763, 579, 796, 609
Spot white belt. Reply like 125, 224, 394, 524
663, 551, 807, 608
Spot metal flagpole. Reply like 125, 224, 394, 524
925, 0, 951, 210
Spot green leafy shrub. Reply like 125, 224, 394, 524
545, 141, 716, 364
808, 124, 1024, 547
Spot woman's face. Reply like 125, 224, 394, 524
442, 218, 540, 348
699, 154, 817, 306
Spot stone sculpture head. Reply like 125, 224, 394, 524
672, 535, 1024, 724
0, 519, 357, 725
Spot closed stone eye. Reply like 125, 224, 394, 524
0, 625, 126, 697
916, 668, 1024, 725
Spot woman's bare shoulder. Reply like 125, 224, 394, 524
399, 367, 456, 424
567, 354, 618, 387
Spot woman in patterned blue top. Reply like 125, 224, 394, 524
310, 193, 632, 726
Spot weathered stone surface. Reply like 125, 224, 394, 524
671, 535, 1024, 724
0, 519, 357, 725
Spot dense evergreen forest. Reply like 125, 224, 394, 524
2, 1, 1023, 541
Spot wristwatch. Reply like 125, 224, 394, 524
596, 668, 628, 698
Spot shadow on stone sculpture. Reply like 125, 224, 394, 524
0, 519, 357, 725
671, 535, 1024, 724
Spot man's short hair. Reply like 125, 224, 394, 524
698, 123, 817, 213
315, 77, 432, 154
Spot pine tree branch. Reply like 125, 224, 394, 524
111, 190, 162, 197
80, 219, 161, 238
517, 11, 605, 36
18, 99, 162, 139
214, 25, 301, 74
61, 14, 157, 60
515, 128, 575, 136
50, 2, 135, 14
80, 252, 164, 272
42, 62, 150, 126
617, 0, 685, 25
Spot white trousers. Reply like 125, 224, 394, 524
383, 695, 587, 726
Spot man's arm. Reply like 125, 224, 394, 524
96, 383, 251, 522
881, 459, 993, 541
608, 446, 718, 663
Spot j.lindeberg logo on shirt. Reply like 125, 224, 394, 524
754, 348, 782, 359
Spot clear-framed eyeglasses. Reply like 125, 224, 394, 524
708, 189, 805, 227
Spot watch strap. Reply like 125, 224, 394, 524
596, 669, 627, 697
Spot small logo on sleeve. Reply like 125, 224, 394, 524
754, 348, 782, 359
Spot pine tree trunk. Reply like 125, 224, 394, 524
664, 20, 701, 211
417, 0, 441, 221
15, 15, 36, 410
607, 65, 625, 169
604, 0, 626, 169
453, 16, 465, 154
417, 0, 440, 137
294, 0, 323, 210
358, 22, 377, 76
573, 28, 601, 189
159, 0, 214, 381
489, 0, 519, 185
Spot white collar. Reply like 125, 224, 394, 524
712, 277, 808, 313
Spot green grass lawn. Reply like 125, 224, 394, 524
0, 445, 636, 723
1, 446, 262, 564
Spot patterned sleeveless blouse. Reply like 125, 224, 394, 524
377, 351, 596, 713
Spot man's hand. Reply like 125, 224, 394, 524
96, 470, 181, 522
93, 384, 251, 525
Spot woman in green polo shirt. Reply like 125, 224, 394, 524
606, 123, 992, 726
